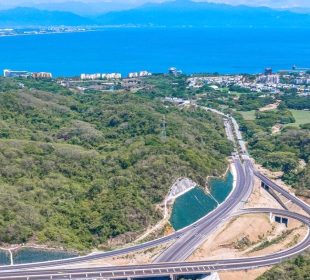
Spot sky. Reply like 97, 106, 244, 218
0, 0, 309, 10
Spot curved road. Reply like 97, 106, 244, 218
0, 156, 247, 271
155, 158, 253, 262
0, 107, 309, 279
0, 208, 308, 279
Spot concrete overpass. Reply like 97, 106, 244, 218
0, 208, 309, 280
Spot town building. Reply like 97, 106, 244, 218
81, 73, 101, 80
139, 71, 152, 77
3, 69, 31, 78
294, 78, 310, 85
128, 71, 151, 78
169, 67, 183, 76
256, 74, 280, 84
128, 72, 139, 78
103, 73, 122, 79
32, 72, 53, 79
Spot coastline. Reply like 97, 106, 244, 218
0, 243, 79, 256
0, 244, 78, 265
205, 162, 231, 189
135, 164, 234, 242
0, 29, 94, 39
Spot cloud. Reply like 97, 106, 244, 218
0, 0, 309, 8
195, 0, 310, 8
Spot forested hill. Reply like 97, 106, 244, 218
0, 78, 232, 251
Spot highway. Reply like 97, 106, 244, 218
0, 208, 309, 279
155, 158, 253, 262
255, 171, 310, 215
0, 156, 248, 271
0, 106, 309, 279
154, 111, 254, 263
0, 111, 247, 272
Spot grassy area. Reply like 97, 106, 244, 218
229, 91, 249, 96
239, 110, 256, 121
250, 229, 294, 253
285, 110, 310, 127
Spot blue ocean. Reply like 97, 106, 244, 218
0, 27, 309, 77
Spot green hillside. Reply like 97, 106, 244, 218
0, 78, 232, 251
257, 254, 310, 280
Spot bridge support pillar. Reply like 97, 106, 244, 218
170, 274, 176, 280
269, 212, 273, 223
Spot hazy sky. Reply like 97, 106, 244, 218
0, 0, 309, 9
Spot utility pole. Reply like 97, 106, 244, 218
161, 115, 167, 142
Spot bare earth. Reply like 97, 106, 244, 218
66, 242, 173, 269
97, 243, 172, 266
259, 101, 281, 112
71, 161, 308, 280
271, 124, 282, 134
219, 268, 270, 280
187, 168, 307, 280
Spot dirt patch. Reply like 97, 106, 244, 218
254, 163, 309, 216
219, 268, 270, 280
103, 244, 170, 266
259, 101, 281, 112
244, 176, 283, 209
188, 213, 306, 262
271, 124, 282, 134
188, 214, 275, 261
77, 242, 173, 268
187, 172, 307, 279
255, 163, 284, 181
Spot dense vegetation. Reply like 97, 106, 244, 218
282, 95, 310, 110
257, 254, 310, 280
197, 87, 310, 195
196, 87, 310, 280
236, 108, 310, 194
0, 78, 232, 251
197, 89, 274, 112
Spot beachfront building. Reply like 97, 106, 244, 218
81, 73, 101, 80
103, 73, 122, 79
32, 72, 53, 79
128, 71, 151, 78
3, 69, 31, 78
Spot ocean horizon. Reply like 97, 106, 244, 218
1, 27, 310, 77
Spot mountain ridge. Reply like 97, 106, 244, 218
0, 1, 310, 28
95, 1, 310, 27
0, 7, 94, 27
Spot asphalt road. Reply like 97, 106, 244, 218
0, 208, 308, 280
0, 156, 248, 271
0, 119, 246, 272
255, 171, 310, 215
0, 108, 309, 279
155, 158, 253, 262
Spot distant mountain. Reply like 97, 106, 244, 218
1, 1, 310, 28
0, 7, 93, 27
96, 0, 310, 28
23, 1, 136, 16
